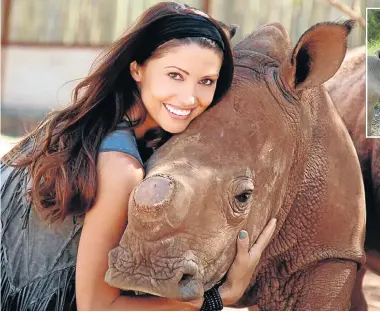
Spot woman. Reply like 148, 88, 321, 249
1, 2, 276, 310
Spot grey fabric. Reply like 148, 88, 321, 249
1, 164, 82, 310
1, 123, 142, 310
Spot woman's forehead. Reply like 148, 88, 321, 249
148, 44, 222, 69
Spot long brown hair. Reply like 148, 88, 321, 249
1, 2, 234, 223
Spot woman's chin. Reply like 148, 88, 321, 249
159, 121, 189, 134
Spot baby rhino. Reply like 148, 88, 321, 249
106, 21, 366, 310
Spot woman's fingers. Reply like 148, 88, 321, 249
249, 218, 277, 258
237, 230, 250, 251
219, 219, 277, 306
236, 218, 277, 263
234, 230, 250, 265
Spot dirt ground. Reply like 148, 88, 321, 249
223, 270, 380, 311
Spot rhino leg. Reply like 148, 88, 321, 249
350, 250, 380, 311
256, 260, 357, 310
366, 249, 380, 276
296, 260, 358, 310
350, 266, 368, 311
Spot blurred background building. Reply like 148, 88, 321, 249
0, 0, 376, 139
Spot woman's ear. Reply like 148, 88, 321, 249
130, 61, 142, 82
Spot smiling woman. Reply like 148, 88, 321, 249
131, 42, 223, 134
1, 2, 276, 311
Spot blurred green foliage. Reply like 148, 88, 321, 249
368, 39, 380, 55
368, 9, 380, 42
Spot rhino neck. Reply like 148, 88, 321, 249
239, 88, 365, 309
325, 46, 366, 138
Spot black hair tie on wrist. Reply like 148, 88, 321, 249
200, 284, 223, 311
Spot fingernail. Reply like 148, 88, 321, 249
239, 230, 248, 239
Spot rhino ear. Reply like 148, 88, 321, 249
279, 20, 355, 92
225, 24, 238, 40
217, 20, 239, 40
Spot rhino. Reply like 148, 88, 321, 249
367, 51, 380, 136
325, 46, 380, 310
105, 21, 366, 310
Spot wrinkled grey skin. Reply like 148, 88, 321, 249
367, 51, 380, 136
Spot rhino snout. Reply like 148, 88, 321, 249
134, 175, 174, 206
106, 246, 204, 301
130, 175, 192, 234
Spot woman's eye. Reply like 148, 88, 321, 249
200, 78, 215, 86
168, 73, 183, 80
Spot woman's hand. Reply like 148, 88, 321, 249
218, 218, 277, 306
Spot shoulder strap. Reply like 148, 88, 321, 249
99, 125, 143, 166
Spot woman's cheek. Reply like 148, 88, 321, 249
152, 81, 176, 100
198, 88, 216, 108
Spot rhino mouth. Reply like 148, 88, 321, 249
105, 246, 206, 301
120, 290, 153, 297
123, 278, 225, 298
134, 290, 150, 296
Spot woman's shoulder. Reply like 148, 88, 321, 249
96, 138, 145, 204
99, 121, 143, 166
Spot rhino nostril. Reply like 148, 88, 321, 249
178, 260, 199, 287
177, 270, 203, 300
179, 273, 194, 287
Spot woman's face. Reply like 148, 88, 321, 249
130, 43, 223, 134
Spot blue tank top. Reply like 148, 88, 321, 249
1, 122, 143, 310
99, 121, 143, 166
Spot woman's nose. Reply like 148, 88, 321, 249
186, 96, 195, 105
178, 83, 198, 107
179, 95, 196, 107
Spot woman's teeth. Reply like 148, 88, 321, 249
164, 103, 192, 116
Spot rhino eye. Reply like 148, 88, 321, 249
228, 176, 254, 216
235, 191, 252, 203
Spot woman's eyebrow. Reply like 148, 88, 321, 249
165, 66, 219, 78
202, 73, 219, 78
164, 66, 189, 75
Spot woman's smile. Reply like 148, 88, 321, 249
163, 103, 194, 120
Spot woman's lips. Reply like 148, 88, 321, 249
164, 103, 194, 120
